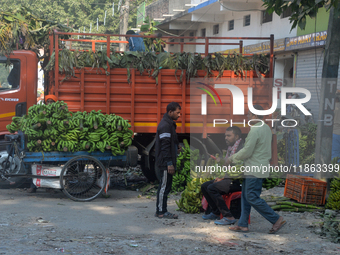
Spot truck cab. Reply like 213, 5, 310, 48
0, 51, 38, 141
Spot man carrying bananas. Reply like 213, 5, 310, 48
227, 105, 286, 234
201, 126, 244, 225
155, 102, 181, 219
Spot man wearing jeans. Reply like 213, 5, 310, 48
226, 105, 286, 234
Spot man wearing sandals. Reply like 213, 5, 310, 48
225, 105, 286, 234
155, 102, 181, 219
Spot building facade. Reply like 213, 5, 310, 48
144, 0, 340, 120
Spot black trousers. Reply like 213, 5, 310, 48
201, 179, 242, 218
156, 169, 173, 214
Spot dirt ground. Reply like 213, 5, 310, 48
0, 186, 339, 255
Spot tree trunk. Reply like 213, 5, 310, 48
119, 0, 130, 52
315, 7, 340, 179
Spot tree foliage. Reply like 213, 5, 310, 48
0, 7, 72, 56
0, 0, 154, 35
262, 0, 340, 30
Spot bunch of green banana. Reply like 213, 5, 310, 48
42, 128, 59, 140
262, 171, 284, 190
172, 172, 186, 192
6, 101, 134, 155
325, 178, 340, 210
86, 110, 105, 130
40, 139, 57, 152
172, 139, 197, 192
262, 178, 283, 190
6, 116, 24, 133
96, 141, 108, 153
115, 116, 131, 132
27, 102, 47, 117
72, 111, 88, 130
6, 123, 19, 133
224, 164, 243, 179
176, 178, 212, 214
49, 101, 68, 116
119, 130, 133, 147
24, 129, 43, 140
57, 140, 78, 152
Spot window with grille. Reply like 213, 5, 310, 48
262, 10, 273, 23
244, 15, 251, 26
201, 28, 206, 37
170, 39, 175, 47
228, 20, 234, 31
281, 7, 293, 18
213, 24, 219, 35
189, 32, 195, 41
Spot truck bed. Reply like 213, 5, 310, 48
51, 68, 272, 136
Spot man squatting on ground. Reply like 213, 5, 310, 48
155, 102, 181, 219
226, 105, 286, 234
201, 126, 244, 225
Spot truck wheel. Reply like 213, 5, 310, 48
140, 155, 157, 182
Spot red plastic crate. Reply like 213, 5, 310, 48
284, 174, 327, 205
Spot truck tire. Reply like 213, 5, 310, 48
140, 155, 157, 182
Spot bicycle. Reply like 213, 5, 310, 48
0, 132, 26, 186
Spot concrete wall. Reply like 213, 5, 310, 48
145, 0, 169, 21
169, 0, 191, 15
190, 10, 296, 53
297, 7, 329, 36
192, 0, 209, 4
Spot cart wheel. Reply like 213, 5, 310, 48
60, 155, 107, 202
0, 154, 27, 189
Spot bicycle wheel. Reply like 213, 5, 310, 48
60, 155, 107, 202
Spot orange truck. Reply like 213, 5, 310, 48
0, 31, 275, 181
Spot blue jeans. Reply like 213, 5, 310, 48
238, 178, 280, 228
332, 134, 340, 161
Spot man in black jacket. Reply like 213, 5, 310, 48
201, 126, 244, 225
155, 102, 181, 219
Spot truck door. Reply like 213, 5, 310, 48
0, 55, 27, 136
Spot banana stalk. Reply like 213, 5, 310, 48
275, 201, 322, 209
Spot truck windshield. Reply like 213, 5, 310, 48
0, 60, 20, 91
